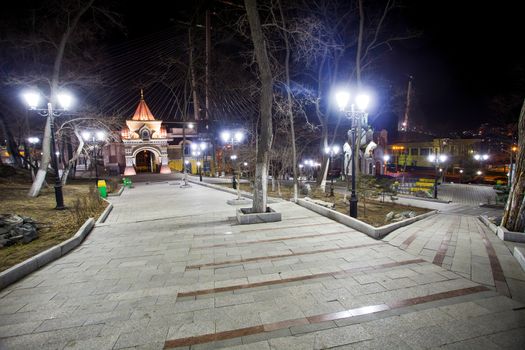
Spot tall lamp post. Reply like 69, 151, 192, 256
508, 146, 518, 187
473, 153, 489, 182
221, 130, 244, 190
196, 161, 202, 181
191, 141, 207, 182
428, 154, 447, 199
335, 90, 370, 218
23, 91, 73, 210
324, 145, 340, 197
82, 131, 105, 184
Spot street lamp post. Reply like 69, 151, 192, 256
221, 130, 244, 194
459, 169, 463, 184
324, 145, 340, 197
23, 91, 73, 210
196, 161, 202, 181
191, 141, 207, 182
335, 91, 370, 218
428, 154, 447, 199
508, 146, 517, 188
473, 153, 489, 182
82, 131, 105, 184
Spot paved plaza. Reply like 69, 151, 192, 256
1, 179, 525, 349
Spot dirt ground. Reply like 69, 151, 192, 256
0, 166, 108, 272
222, 182, 429, 227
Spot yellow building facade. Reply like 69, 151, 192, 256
387, 138, 482, 168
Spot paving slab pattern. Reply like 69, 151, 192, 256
0, 181, 524, 350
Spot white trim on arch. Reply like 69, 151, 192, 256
131, 146, 161, 159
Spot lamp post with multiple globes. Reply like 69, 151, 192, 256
22, 91, 74, 210
335, 90, 370, 218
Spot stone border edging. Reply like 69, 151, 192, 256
96, 200, 114, 225
187, 179, 281, 203
478, 215, 525, 243
0, 218, 95, 290
397, 194, 451, 204
514, 247, 525, 272
107, 185, 124, 197
296, 198, 437, 239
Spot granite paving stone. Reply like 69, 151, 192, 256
1, 178, 524, 349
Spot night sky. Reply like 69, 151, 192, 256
388, 0, 524, 132
118, 0, 524, 134
3, 0, 524, 134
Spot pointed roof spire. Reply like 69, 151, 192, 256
131, 89, 156, 121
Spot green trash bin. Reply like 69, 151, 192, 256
97, 180, 107, 198
123, 177, 133, 188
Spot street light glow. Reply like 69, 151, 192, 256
243, 162, 248, 166
57, 93, 73, 110
439, 154, 447, 162
200, 142, 206, 150
383, 155, 390, 162
428, 154, 436, 162
355, 94, 370, 111
335, 91, 350, 111
23, 91, 40, 109
188, 123, 194, 129
231, 154, 237, 160
221, 131, 231, 142
27, 137, 39, 144
477, 170, 482, 175
482, 154, 489, 160
96, 131, 105, 141
234, 131, 244, 142
82, 131, 91, 141
474, 154, 480, 160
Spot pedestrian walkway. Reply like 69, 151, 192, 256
438, 183, 498, 206
0, 181, 524, 349
384, 214, 525, 302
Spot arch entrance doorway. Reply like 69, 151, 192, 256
135, 150, 157, 173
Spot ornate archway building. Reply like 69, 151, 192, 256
121, 91, 171, 175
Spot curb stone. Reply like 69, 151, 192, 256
0, 218, 95, 290
96, 200, 114, 225
188, 179, 281, 203
478, 215, 525, 243
296, 198, 437, 239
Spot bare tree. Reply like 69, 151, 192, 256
244, 0, 274, 213
26, 0, 96, 197
501, 98, 525, 232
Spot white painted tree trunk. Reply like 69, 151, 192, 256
28, 117, 52, 197
61, 130, 84, 185
319, 158, 329, 192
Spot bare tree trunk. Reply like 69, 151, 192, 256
245, 0, 273, 213
28, 0, 95, 197
188, 28, 200, 122
277, 0, 298, 202
501, 99, 525, 232
61, 129, 84, 185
